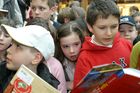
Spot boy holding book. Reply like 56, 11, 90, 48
0, 25, 59, 92
73, 0, 132, 92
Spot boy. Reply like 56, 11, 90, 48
0, 17, 15, 63
26, 17, 67, 93
0, 25, 59, 92
30, 0, 60, 29
119, 16, 138, 43
30, 0, 56, 20
73, 0, 132, 92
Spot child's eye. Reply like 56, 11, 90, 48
119, 30, 124, 33
31, 6, 36, 11
4, 34, 10, 38
129, 30, 133, 32
16, 44, 20, 48
111, 25, 118, 29
39, 7, 46, 11
62, 45, 69, 48
99, 27, 105, 30
74, 42, 80, 46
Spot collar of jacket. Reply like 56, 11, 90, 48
37, 63, 60, 89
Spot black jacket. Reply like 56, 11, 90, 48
0, 61, 60, 93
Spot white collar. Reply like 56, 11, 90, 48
90, 35, 113, 48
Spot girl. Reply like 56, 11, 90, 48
55, 21, 84, 91
0, 17, 15, 62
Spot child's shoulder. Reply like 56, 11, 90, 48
45, 57, 63, 67
44, 57, 64, 74
117, 37, 132, 50
132, 41, 140, 50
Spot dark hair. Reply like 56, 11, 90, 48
26, 17, 57, 42
55, 21, 84, 62
75, 18, 92, 36
69, 1, 80, 7
0, 17, 16, 27
132, 11, 140, 18
71, 6, 86, 18
57, 7, 76, 24
86, 0, 120, 27
30, 0, 56, 8
130, 6, 139, 12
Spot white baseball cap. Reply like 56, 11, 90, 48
1, 24, 55, 60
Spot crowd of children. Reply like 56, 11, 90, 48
0, 0, 140, 93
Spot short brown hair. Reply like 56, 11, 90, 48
30, 0, 56, 8
86, 0, 120, 27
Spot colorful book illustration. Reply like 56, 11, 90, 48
71, 63, 140, 93
4, 65, 60, 93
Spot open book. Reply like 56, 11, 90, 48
4, 65, 60, 93
71, 63, 140, 93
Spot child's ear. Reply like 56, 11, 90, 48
87, 23, 94, 33
32, 52, 43, 65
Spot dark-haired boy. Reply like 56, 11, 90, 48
73, 0, 132, 92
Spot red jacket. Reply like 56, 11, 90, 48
73, 33, 132, 92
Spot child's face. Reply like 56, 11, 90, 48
134, 16, 140, 26
119, 24, 137, 42
88, 15, 119, 46
6, 42, 36, 70
0, 28, 12, 52
60, 32, 82, 62
31, 0, 51, 20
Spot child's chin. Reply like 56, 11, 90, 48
6, 64, 17, 71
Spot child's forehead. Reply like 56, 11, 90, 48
120, 23, 136, 28
95, 15, 119, 23
0, 26, 8, 34
31, 0, 48, 5
97, 15, 119, 20
12, 40, 24, 46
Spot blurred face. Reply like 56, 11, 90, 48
0, 28, 12, 52
31, 0, 51, 20
60, 32, 82, 62
130, 10, 137, 16
134, 16, 140, 26
88, 15, 119, 46
6, 41, 35, 70
119, 24, 137, 42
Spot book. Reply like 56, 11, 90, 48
4, 65, 60, 93
0, 9, 8, 17
71, 63, 140, 93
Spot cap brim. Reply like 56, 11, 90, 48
119, 22, 135, 26
1, 24, 33, 47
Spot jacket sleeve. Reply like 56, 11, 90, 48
130, 42, 140, 69
0, 61, 9, 80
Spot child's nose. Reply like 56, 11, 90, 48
0, 32, 4, 40
106, 28, 112, 36
35, 8, 40, 14
70, 47, 74, 53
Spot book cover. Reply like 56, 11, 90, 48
71, 63, 140, 93
4, 65, 60, 93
